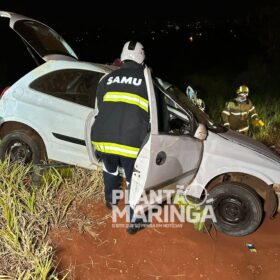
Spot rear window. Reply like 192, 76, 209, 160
29, 69, 103, 108
14, 20, 77, 59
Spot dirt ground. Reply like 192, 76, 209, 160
51, 200, 280, 280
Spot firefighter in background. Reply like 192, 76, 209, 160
221, 85, 264, 135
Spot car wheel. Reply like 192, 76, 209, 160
209, 183, 263, 237
0, 131, 43, 165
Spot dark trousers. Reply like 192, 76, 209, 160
97, 152, 136, 204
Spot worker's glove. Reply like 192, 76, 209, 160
253, 119, 265, 127
258, 119, 265, 127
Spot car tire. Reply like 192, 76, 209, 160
0, 130, 43, 165
209, 183, 263, 237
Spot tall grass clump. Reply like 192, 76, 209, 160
55, 167, 107, 235
0, 159, 65, 279
252, 95, 280, 152
0, 159, 105, 279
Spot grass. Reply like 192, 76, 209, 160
250, 96, 280, 152
0, 159, 105, 279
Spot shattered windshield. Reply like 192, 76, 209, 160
154, 77, 226, 132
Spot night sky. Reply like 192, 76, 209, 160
0, 1, 279, 93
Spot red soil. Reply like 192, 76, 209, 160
51, 200, 280, 280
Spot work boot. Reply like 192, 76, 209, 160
127, 219, 149, 235
105, 201, 113, 209
105, 199, 120, 210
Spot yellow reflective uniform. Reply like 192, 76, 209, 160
221, 99, 259, 135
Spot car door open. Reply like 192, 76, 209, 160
129, 69, 204, 213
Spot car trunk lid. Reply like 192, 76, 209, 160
0, 11, 78, 62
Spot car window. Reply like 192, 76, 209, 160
14, 20, 77, 59
29, 69, 103, 107
154, 85, 193, 135
154, 77, 226, 133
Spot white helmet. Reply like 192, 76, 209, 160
120, 41, 145, 64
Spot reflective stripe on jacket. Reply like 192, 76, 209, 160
221, 98, 258, 133
103, 91, 149, 112
92, 141, 139, 158
91, 61, 150, 158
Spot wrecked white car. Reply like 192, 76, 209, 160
0, 11, 279, 237
0, 11, 115, 169
124, 79, 280, 237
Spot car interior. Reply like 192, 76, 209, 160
154, 81, 193, 135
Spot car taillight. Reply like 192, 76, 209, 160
0, 86, 10, 97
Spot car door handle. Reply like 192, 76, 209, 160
156, 151, 167, 165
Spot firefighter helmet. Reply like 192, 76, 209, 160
236, 85, 249, 95
120, 41, 145, 64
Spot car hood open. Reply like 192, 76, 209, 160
218, 130, 280, 164
0, 11, 78, 61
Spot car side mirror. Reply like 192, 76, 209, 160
194, 123, 208, 140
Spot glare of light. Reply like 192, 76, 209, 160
189, 36, 193, 42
